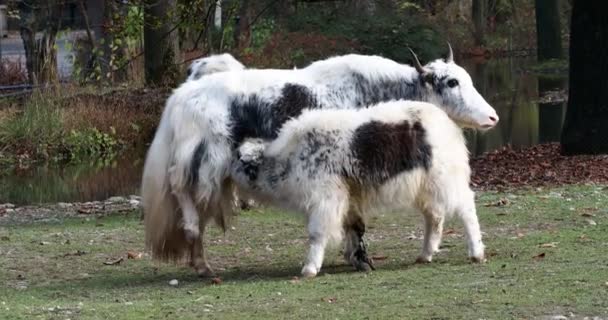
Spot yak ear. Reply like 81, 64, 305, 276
423, 72, 435, 84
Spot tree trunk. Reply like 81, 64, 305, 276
144, 0, 180, 86
214, 0, 222, 29
535, 0, 562, 61
232, 0, 250, 52
560, 1, 608, 155
19, 0, 62, 84
472, 0, 485, 46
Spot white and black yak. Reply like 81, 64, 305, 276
186, 53, 245, 81
142, 46, 497, 276
231, 100, 484, 277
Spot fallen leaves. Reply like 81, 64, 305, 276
471, 143, 608, 190
289, 276, 300, 284
103, 257, 124, 265
211, 277, 223, 285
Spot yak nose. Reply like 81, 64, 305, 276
482, 114, 499, 129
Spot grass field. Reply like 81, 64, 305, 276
1, 185, 607, 319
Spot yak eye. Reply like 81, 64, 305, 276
447, 79, 459, 88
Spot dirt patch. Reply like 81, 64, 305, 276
0, 196, 141, 225
471, 143, 608, 190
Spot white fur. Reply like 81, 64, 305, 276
143, 53, 495, 275
232, 101, 485, 277
186, 53, 245, 81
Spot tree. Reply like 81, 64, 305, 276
535, 0, 562, 61
560, 1, 608, 155
18, 0, 63, 84
472, 0, 485, 46
144, 0, 180, 86
232, 0, 250, 51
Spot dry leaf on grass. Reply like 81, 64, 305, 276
62, 250, 87, 257
533, 252, 546, 260
127, 251, 143, 259
211, 277, 223, 285
485, 198, 510, 207
371, 255, 388, 260
103, 257, 124, 265
585, 219, 597, 226
322, 297, 337, 303
443, 229, 458, 235
539, 242, 558, 248
289, 276, 300, 284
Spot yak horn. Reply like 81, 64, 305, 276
446, 42, 454, 63
408, 47, 427, 75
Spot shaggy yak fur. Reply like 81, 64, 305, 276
231, 100, 485, 277
142, 49, 497, 276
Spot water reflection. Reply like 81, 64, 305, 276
0, 153, 144, 205
462, 57, 567, 156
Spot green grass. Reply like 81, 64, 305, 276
1, 185, 608, 319
0, 93, 64, 154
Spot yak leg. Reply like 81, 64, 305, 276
457, 190, 485, 263
189, 204, 217, 277
416, 205, 445, 264
343, 213, 374, 272
175, 191, 200, 243
302, 193, 348, 278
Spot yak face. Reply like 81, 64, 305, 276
186, 53, 245, 81
422, 59, 498, 130
409, 46, 499, 130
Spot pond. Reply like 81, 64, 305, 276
0, 57, 568, 205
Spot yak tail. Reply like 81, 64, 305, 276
141, 92, 237, 263
141, 106, 191, 262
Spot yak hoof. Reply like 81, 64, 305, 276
301, 265, 318, 278
470, 255, 486, 264
351, 252, 375, 272
195, 265, 216, 278
353, 260, 374, 272
415, 256, 432, 264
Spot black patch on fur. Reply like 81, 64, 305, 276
350, 72, 422, 108
189, 140, 207, 186
298, 129, 340, 178
240, 158, 260, 182
229, 84, 319, 145
349, 120, 432, 184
